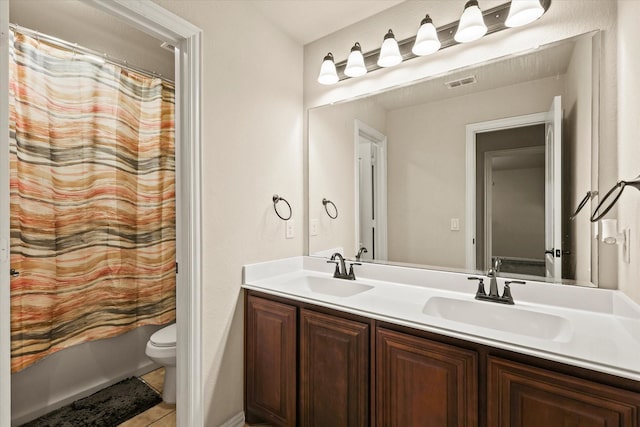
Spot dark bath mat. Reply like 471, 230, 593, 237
21, 377, 162, 427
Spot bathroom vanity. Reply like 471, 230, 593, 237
243, 257, 640, 427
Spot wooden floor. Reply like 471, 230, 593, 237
118, 368, 176, 426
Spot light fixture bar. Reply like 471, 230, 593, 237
334, 0, 551, 81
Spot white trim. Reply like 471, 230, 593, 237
219, 412, 246, 427
465, 112, 548, 270
0, 1, 203, 426
354, 120, 388, 260
483, 151, 493, 270
1, 1, 12, 424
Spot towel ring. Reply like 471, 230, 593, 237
322, 198, 338, 219
272, 194, 292, 221
590, 175, 640, 222
570, 190, 597, 220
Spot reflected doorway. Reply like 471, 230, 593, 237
355, 120, 387, 261
483, 146, 546, 276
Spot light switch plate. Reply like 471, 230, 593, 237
286, 219, 295, 239
450, 218, 460, 231
310, 219, 319, 236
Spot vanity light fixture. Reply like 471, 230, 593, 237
377, 30, 402, 67
345, 42, 367, 77
412, 14, 441, 56
505, 0, 545, 27
454, 0, 488, 43
317, 0, 551, 85
317, 52, 339, 85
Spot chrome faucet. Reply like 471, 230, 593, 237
355, 247, 368, 261
468, 271, 525, 305
327, 252, 360, 280
486, 257, 502, 299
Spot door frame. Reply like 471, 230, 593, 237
354, 120, 388, 260
465, 112, 548, 270
0, 1, 203, 426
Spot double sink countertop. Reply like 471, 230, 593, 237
242, 256, 640, 382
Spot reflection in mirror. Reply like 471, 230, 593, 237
308, 31, 600, 287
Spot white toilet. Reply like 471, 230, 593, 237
146, 323, 177, 403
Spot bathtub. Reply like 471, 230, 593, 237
11, 324, 164, 425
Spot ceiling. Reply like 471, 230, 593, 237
251, 0, 405, 45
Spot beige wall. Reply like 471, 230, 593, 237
564, 34, 595, 283
304, 0, 619, 288
617, 0, 640, 303
308, 101, 386, 258
155, 1, 304, 424
9, 0, 175, 79
385, 76, 564, 268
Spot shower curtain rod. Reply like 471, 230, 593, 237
9, 23, 174, 84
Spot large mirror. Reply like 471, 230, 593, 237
308, 31, 600, 287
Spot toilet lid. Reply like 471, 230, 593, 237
150, 323, 176, 347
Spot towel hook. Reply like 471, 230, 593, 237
591, 174, 640, 222
322, 198, 338, 219
272, 194, 292, 221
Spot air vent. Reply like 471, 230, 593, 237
444, 75, 477, 89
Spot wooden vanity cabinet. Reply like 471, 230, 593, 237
245, 295, 297, 426
376, 328, 478, 427
245, 290, 640, 427
488, 357, 640, 427
300, 308, 370, 427
245, 292, 371, 427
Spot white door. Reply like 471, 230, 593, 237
545, 96, 563, 279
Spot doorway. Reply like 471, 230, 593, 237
355, 120, 387, 261
0, 2, 202, 426
483, 145, 546, 276
465, 96, 563, 279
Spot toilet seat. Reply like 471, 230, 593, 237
150, 323, 176, 347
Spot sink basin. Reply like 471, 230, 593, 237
284, 275, 374, 297
423, 296, 572, 341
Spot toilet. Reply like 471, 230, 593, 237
145, 323, 176, 403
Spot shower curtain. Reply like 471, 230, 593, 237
8, 30, 176, 372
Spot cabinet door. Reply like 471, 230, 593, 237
376, 328, 478, 427
488, 356, 640, 427
245, 295, 297, 427
300, 308, 369, 427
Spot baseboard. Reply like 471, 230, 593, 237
220, 411, 245, 427
11, 360, 159, 426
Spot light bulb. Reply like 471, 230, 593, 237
345, 42, 367, 77
377, 29, 402, 68
412, 15, 441, 56
455, 0, 488, 43
505, 0, 545, 27
317, 52, 338, 85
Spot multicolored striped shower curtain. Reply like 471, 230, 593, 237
8, 30, 176, 372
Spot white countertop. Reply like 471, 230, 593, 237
242, 256, 640, 382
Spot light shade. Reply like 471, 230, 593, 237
505, 0, 545, 27
454, 0, 488, 43
317, 52, 339, 85
345, 42, 367, 77
412, 15, 441, 56
377, 29, 402, 68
